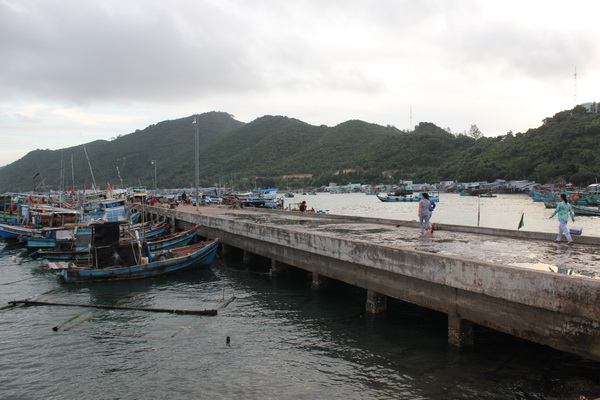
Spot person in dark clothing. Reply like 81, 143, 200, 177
299, 201, 307, 212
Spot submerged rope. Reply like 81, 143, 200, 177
0, 276, 36, 285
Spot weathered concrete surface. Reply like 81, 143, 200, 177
148, 204, 600, 362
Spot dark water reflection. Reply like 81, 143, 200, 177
0, 245, 599, 399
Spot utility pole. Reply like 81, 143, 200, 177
194, 114, 200, 211
151, 160, 157, 192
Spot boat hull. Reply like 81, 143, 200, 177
377, 195, 440, 202
58, 240, 220, 283
572, 205, 600, 216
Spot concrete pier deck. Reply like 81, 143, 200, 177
148, 204, 600, 362
175, 204, 600, 278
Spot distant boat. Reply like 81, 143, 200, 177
234, 188, 283, 208
377, 192, 440, 202
572, 204, 600, 216
478, 193, 497, 198
48, 221, 219, 283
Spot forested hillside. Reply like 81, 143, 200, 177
0, 105, 599, 192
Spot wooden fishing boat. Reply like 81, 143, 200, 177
48, 221, 219, 283
572, 205, 600, 216
25, 219, 168, 251
33, 225, 201, 262
0, 223, 41, 244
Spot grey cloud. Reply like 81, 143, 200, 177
0, 0, 434, 106
0, 2, 272, 104
437, 21, 596, 79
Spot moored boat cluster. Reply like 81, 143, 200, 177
0, 186, 219, 283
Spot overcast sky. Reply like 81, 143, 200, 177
1, 0, 599, 167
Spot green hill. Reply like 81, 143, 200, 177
0, 111, 244, 192
1, 105, 599, 192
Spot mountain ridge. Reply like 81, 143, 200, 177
1, 106, 599, 191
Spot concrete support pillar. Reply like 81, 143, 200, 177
166, 217, 175, 235
365, 290, 387, 314
311, 272, 329, 291
447, 315, 474, 347
221, 243, 243, 259
270, 260, 290, 278
243, 250, 258, 265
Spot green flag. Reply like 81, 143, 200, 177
517, 212, 524, 230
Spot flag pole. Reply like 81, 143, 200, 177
517, 208, 525, 230
477, 195, 481, 227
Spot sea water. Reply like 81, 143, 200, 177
1, 193, 599, 399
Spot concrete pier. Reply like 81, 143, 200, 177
150, 204, 600, 362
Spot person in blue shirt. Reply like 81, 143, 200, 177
549, 193, 575, 244
418, 193, 432, 234
428, 196, 436, 233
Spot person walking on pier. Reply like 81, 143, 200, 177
549, 193, 575, 244
418, 193, 432, 234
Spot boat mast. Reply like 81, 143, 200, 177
71, 153, 75, 193
60, 150, 64, 193
82, 142, 97, 191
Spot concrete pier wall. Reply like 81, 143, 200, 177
153, 207, 600, 362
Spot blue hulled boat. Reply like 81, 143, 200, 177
377, 192, 440, 203
47, 221, 219, 283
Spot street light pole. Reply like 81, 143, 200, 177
194, 114, 200, 211
151, 160, 157, 192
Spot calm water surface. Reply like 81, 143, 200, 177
1, 193, 599, 399
284, 192, 600, 236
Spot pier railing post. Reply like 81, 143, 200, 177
448, 315, 474, 347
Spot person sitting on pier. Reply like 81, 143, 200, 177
299, 201, 307, 212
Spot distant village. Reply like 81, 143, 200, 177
316, 180, 542, 195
